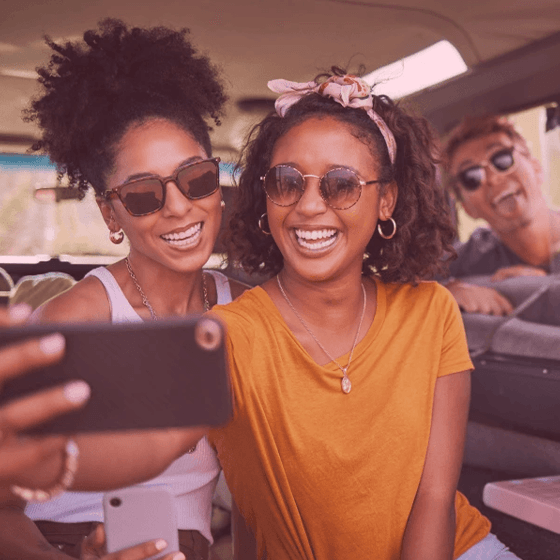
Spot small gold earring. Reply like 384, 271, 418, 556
109, 230, 125, 244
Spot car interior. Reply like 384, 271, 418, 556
1, 1, 559, 558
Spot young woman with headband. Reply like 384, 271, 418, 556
206, 69, 519, 560
0, 19, 246, 560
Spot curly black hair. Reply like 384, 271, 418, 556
227, 69, 456, 284
25, 18, 227, 197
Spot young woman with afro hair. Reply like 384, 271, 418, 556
0, 18, 247, 560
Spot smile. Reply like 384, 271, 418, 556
294, 228, 338, 251
492, 187, 522, 206
160, 222, 203, 248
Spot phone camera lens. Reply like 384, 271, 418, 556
109, 497, 122, 507
195, 318, 223, 351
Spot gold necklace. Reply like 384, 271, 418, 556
125, 257, 209, 320
124, 257, 209, 453
276, 274, 367, 394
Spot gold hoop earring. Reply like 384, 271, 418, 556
377, 217, 397, 240
258, 213, 271, 235
109, 230, 125, 244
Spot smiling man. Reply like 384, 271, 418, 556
442, 115, 560, 315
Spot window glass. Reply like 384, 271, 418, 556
363, 40, 467, 99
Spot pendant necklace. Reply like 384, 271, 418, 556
124, 256, 209, 453
276, 274, 367, 394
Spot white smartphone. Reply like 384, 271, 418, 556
103, 486, 179, 559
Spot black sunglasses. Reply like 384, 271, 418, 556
456, 147, 515, 191
103, 157, 221, 216
261, 164, 383, 210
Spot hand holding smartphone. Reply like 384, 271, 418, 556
103, 486, 180, 559
0, 315, 232, 434
82, 522, 184, 560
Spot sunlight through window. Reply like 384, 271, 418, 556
364, 40, 468, 99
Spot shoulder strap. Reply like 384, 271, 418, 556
204, 269, 233, 305
85, 267, 141, 323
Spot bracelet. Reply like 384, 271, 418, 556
11, 438, 79, 502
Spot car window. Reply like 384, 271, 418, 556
0, 154, 126, 263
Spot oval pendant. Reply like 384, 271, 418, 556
341, 376, 352, 394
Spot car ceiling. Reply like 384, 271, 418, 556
1, 0, 560, 157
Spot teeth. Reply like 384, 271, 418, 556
493, 188, 520, 205
298, 237, 337, 250
161, 223, 203, 248
295, 228, 338, 250
161, 222, 202, 242
295, 228, 337, 240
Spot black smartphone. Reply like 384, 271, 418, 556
0, 315, 232, 434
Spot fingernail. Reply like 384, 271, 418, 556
63, 381, 91, 404
39, 333, 65, 355
155, 539, 168, 551
9, 303, 32, 322
172, 554, 186, 560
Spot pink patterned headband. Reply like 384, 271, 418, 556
268, 75, 397, 164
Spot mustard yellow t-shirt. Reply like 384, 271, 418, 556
210, 279, 490, 559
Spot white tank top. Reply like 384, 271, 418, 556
26, 267, 233, 543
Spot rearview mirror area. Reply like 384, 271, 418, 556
33, 186, 83, 203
